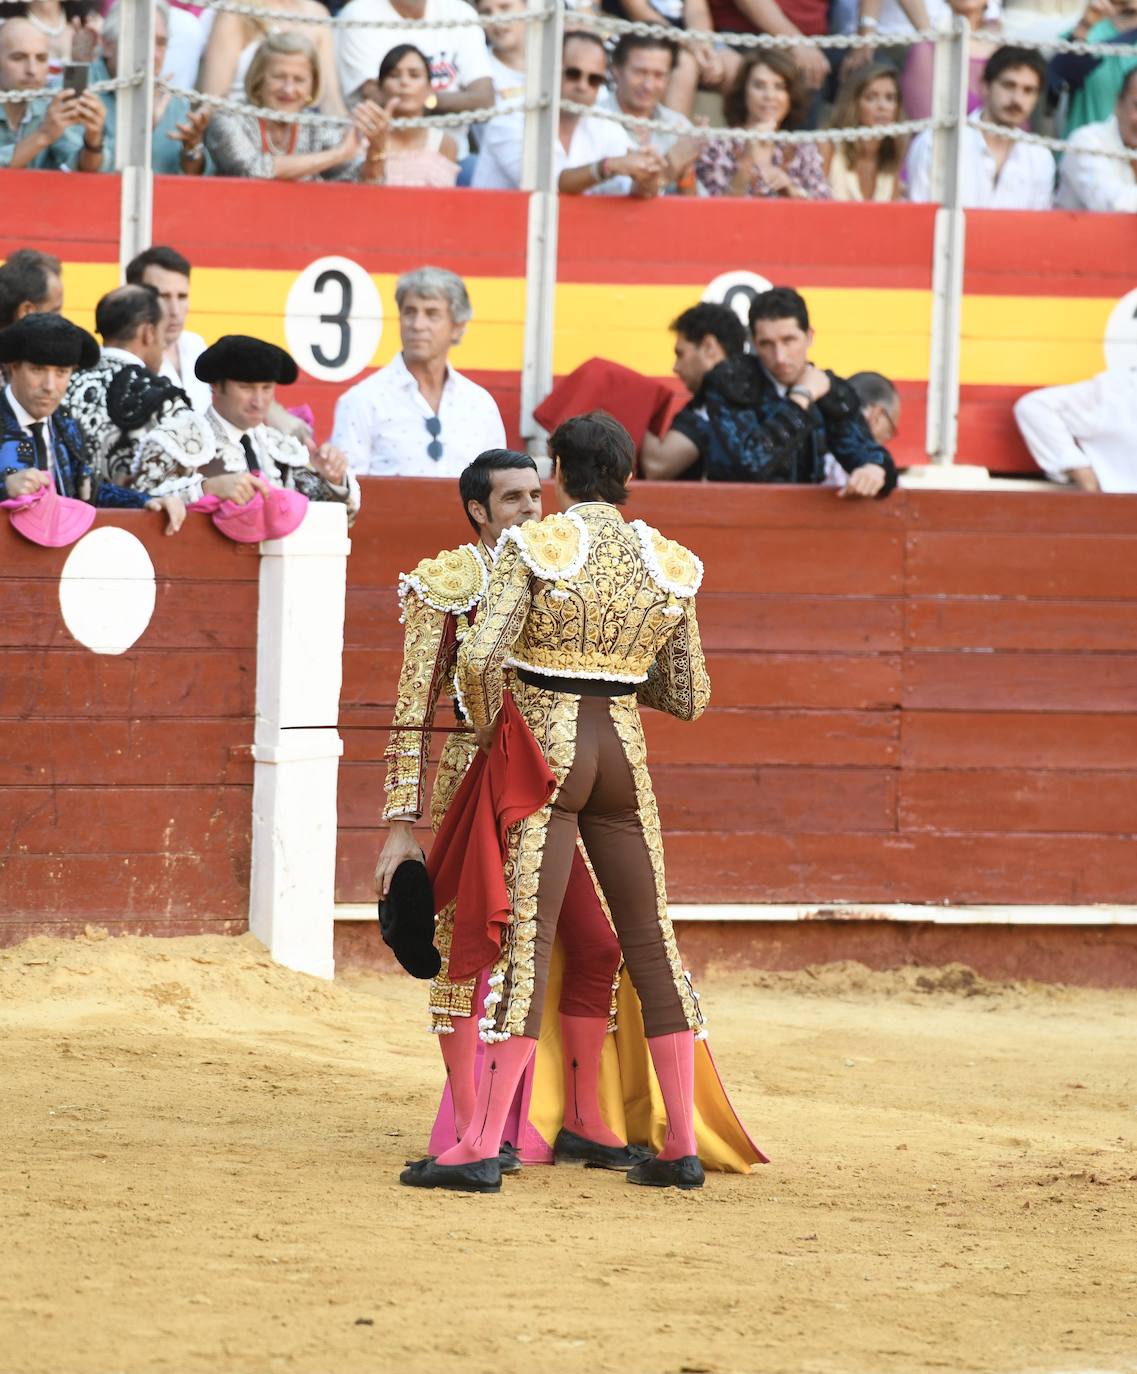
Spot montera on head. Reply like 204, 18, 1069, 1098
195, 334, 298, 431
0, 314, 99, 418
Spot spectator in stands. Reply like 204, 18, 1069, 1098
473, 29, 665, 195
199, 0, 346, 118
365, 44, 459, 185
335, 0, 494, 133
133, 333, 361, 517
1049, 0, 1137, 139
1056, 66, 1137, 212
692, 50, 831, 199
3, 0, 101, 82
331, 266, 506, 476
639, 301, 748, 478
822, 60, 906, 201
597, 33, 703, 192
204, 33, 389, 183
849, 370, 901, 446
0, 247, 61, 329
1014, 366, 1137, 492
125, 245, 212, 413
641, 287, 897, 495
0, 16, 106, 170
890, 0, 1000, 123
476, 0, 526, 104
905, 46, 1054, 208
0, 312, 185, 524
98, 0, 210, 178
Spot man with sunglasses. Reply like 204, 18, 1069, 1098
472, 29, 665, 196
331, 267, 506, 478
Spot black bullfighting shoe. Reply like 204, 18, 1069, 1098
554, 1128, 655, 1171
399, 1157, 502, 1193
498, 1142, 522, 1174
626, 1154, 705, 1190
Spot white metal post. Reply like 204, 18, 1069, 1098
519, 0, 564, 446
248, 504, 351, 980
924, 16, 969, 464
116, 0, 155, 273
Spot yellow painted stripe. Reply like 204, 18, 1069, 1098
59, 260, 1115, 388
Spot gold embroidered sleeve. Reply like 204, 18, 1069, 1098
636, 597, 711, 722
456, 539, 532, 729
383, 592, 452, 821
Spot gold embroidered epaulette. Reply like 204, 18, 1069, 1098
502, 511, 588, 580
398, 544, 488, 616
630, 520, 704, 598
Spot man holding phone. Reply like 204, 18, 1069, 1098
0, 17, 106, 172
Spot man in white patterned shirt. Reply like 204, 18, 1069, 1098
330, 267, 506, 478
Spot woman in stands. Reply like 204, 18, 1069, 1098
692, 49, 832, 200
365, 44, 459, 187
204, 33, 387, 183
822, 61, 907, 201
197, 0, 345, 117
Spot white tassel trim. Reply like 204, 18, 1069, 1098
629, 519, 704, 599
480, 1029, 512, 1043
503, 509, 590, 583
430, 1025, 455, 1036
662, 605, 683, 617
478, 1016, 496, 1031
396, 544, 488, 617
506, 657, 648, 685
695, 1028, 709, 1041
488, 973, 505, 986
452, 674, 470, 725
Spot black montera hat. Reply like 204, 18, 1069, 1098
195, 334, 299, 385
378, 858, 441, 980
0, 313, 99, 369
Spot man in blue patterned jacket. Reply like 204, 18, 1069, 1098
0, 313, 183, 529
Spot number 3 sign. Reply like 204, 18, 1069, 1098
284, 256, 384, 382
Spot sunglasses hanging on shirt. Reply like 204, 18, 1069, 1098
424, 415, 443, 462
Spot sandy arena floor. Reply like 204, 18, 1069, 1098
1, 929, 1135, 1374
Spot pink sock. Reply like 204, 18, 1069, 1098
560, 1014, 624, 1147
438, 1013, 480, 1140
435, 1036, 537, 1166
647, 1030, 697, 1161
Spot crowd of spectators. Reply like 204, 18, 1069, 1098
0, 0, 1133, 209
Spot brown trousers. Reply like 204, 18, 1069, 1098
489, 692, 698, 1042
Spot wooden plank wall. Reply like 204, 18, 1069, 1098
0, 515, 259, 945
337, 481, 1137, 907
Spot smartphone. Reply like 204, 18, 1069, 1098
61, 62, 91, 96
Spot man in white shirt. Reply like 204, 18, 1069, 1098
475, 0, 526, 104
331, 266, 506, 478
125, 245, 212, 413
595, 33, 699, 193
472, 28, 665, 195
1056, 68, 1137, 214
1014, 368, 1137, 492
906, 46, 1055, 209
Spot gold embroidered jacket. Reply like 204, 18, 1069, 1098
383, 542, 490, 822
456, 503, 711, 729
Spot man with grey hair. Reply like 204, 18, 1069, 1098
331, 266, 507, 477
849, 371, 901, 448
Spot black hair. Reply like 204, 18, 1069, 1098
0, 248, 62, 329
982, 45, 1047, 89
749, 286, 810, 333
611, 32, 678, 69
549, 410, 633, 506
671, 302, 747, 357
459, 448, 539, 532
848, 370, 898, 410
378, 43, 433, 84
125, 244, 192, 284
95, 284, 162, 344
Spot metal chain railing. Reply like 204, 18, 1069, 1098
190, 0, 550, 29
1, 71, 143, 103
971, 117, 1137, 163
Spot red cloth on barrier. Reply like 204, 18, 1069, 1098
533, 358, 687, 455
428, 693, 556, 982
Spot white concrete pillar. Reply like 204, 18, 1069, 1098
249, 502, 350, 979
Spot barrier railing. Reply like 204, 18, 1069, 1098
99, 0, 1137, 462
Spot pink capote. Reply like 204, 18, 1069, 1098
188, 482, 308, 543
2, 482, 96, 548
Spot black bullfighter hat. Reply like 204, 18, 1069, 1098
0, 313, 99, 369
195, 334, 299, 385
378, 858, 441, 980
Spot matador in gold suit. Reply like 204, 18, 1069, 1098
405, 414, 757, 1194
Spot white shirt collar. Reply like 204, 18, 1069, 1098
391, 349, 453, 400
209, 406, 250, 443
5, 384, 41, 432
102, 344, 148, 368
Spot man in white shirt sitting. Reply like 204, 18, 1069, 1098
906, 46, 1055, 209
1056, 68, 1137, 214
331, 266, 507, 478
1014, 367, 1137, 492
125, 245, 211, 413
472, 29, 665, 196
595, 33, 699, 193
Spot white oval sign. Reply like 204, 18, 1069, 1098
59, 527, 156, 655
702, 270, 774, 329
285, 255, 383, 383
1103, 287, 1137, 372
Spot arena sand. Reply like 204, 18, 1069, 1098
2, 929, 1135, 1374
